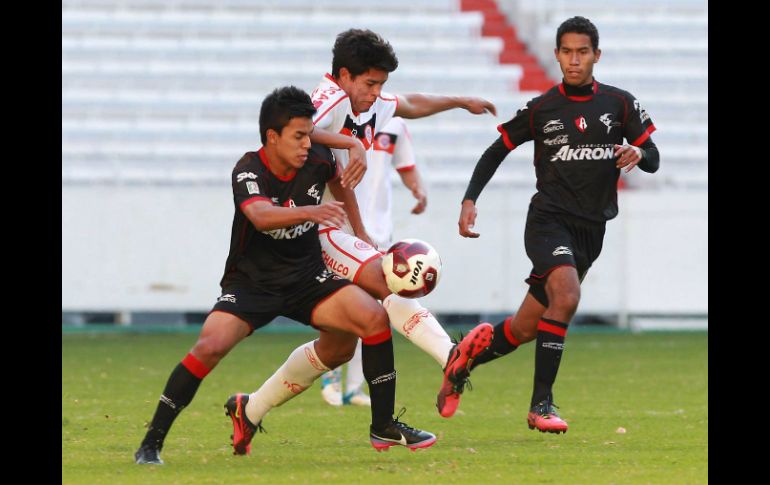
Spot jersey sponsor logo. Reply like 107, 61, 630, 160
217, 293, 237, 303
544, 134, 569, 146
550, 144, 615, 162
575, 116, 587, 132
236, 171, 258, 183
307, 184, 321, 204
263, 220, 314, 240
599, 113, 618, 134
552, 246, 573, 256
543, 119, 564, 133
322, 250, 351, 277
246, 181, 260, 195
633, 100, 651, 123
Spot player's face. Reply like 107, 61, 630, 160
555, 33, 601, 87
338, 68, 389, 113
273, 117, 313, 171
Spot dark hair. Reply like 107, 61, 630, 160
259, 86, 316, 144
331, 28, 399, 78
556, 16, 599, 51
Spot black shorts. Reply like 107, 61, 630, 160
210, 268, 351, 332
524, 205, 606, 306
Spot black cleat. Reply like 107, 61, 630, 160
369, 408, 437, 451
134, 444, 163, 465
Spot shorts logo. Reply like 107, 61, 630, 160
315, 268, 340, 283
354, 240, 373, 251
217, 294, 237, 303
575, 116, 587, 132
552, 246, 573, 256
246, 181, 260, 195
543, 119, 564, 133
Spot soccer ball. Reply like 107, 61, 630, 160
381, 239, 442, 298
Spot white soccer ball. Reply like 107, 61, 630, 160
381, 238, 442, 298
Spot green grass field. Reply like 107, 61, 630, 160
62, 330, 707, 484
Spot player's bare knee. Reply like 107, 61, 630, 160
191, 337, 230, 366
551, 289, 580, 315
358, 305, 389, 337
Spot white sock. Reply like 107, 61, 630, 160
245, 340, 330, 425
344, 339, 365, 393
383, 294, 454, 367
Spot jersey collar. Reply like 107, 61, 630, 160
559, 80, 598, 101
258, 148, 296, 182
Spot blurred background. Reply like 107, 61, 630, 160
61, 0, 708, 332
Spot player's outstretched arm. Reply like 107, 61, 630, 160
310, 127, 367, 189
395, 94, 497, 119
399, 168, 427, 214
242, 199, 346, 231
458, 200, 480, 238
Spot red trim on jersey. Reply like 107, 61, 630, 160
362, 328, 392, 345
353, 252, 383, 284
396, 165, 416, 173
258, 148, 296, 181
502, 316, 521, 346
314, 82, 350, 125
538, 320, 568, 337
240, 196, 271, 211
497, 124, 516, 150
558, 81, 598, 101
324, 73, 339, 85
309, 283, 350, 329
630, 124, 657, 147
181, 353, 211, 379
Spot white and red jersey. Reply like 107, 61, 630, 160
311, 73, 399, 235
361, 117, 417, 248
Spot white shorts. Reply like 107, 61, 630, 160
319, 228, 383, 283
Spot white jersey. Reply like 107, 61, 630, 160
311, 73, 398, 235
363, 117, 417, 248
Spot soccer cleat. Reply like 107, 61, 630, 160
320, 369, 343, 406
370, 408, 437, 452
343, 389, 371, 407
436, 322, 494, 418
527, 400, 569, 434
134, 444, 163, 465
224, 393, 264, 455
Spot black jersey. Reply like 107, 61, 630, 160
498, 81, 656, 222
219, 144, 338, 293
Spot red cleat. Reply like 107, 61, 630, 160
224, 393, 262, 455
436, 322, 494, 418
527, 400, 569, 434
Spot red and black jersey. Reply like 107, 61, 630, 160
498, 80, 656, 221
220, 144, 338, 293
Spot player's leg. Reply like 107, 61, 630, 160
468, 291, 547, 370
527, 265, 580, 434
136, 310, 252, 464
342, 340, 370, 406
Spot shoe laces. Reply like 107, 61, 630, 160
534, 400, 560, 416
255, 420, 267, 434
392, 407, 420, 433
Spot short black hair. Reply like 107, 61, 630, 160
331, 28, 399, 78
259, 86, 316, 144
556, 16, 599, 51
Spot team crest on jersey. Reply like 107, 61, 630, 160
282, 198, 296, 208
341, 115, 377, 150
575, 116, 587, 132
246, 181, 260, 194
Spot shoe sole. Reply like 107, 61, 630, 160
527, 417, 568, 434
437, 323, 494, 418
224, 394, 252, 455
370, 436, 437, 452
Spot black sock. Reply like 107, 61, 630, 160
531, 318, 569, 407
469, 317, 521, 370
361, 329, 396, 430
140, 354, 209, 449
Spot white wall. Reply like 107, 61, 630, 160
62, 184, 707, 318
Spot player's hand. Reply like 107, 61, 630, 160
341, 140, 367, 189
458, 200, 480, 238
410, 186, 427, 214
614, 144, 642, 173
307, 201, 346, 228
463, 97, 497, 116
